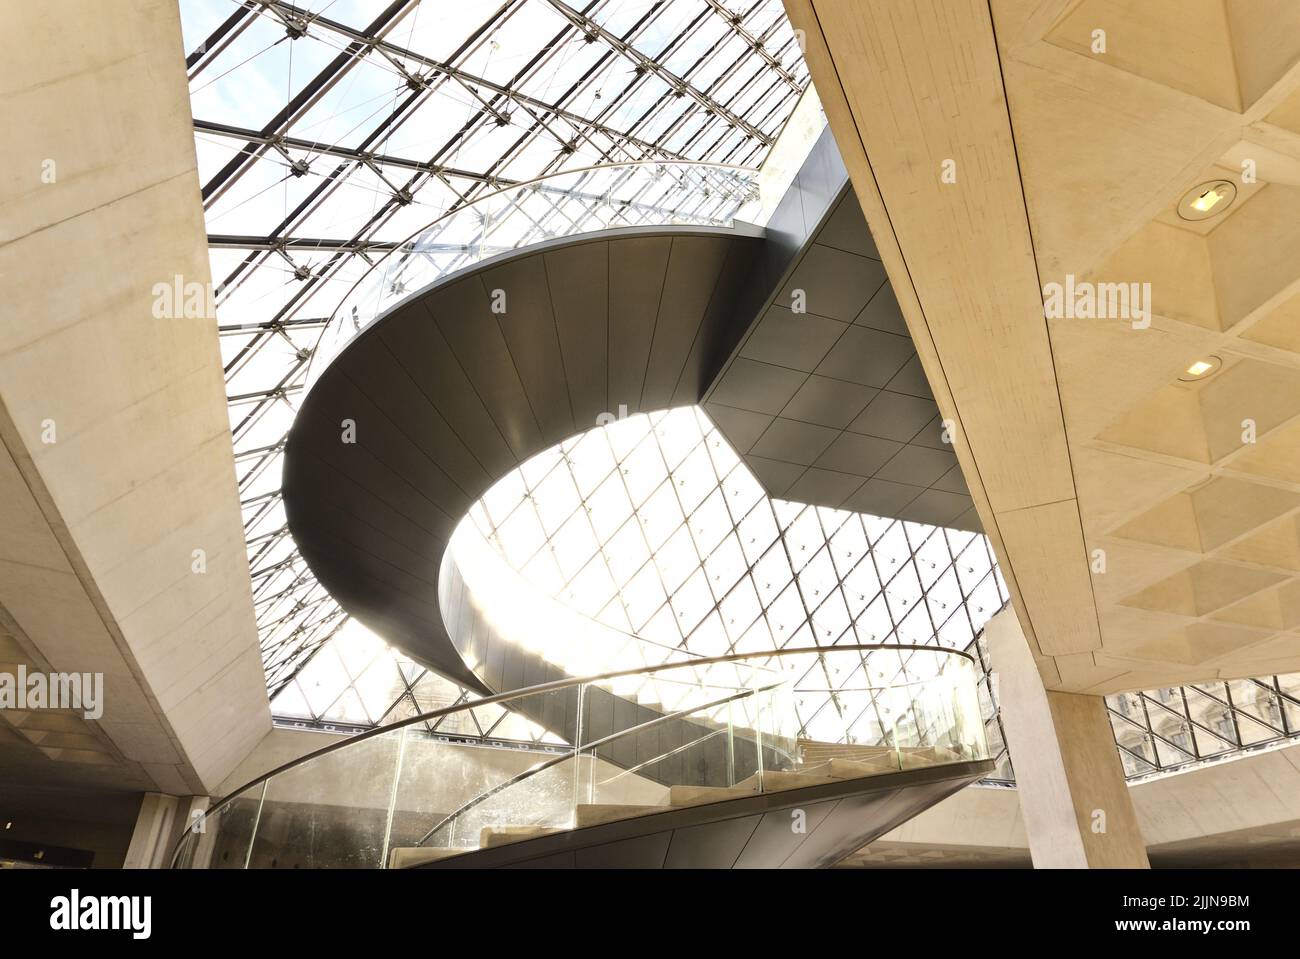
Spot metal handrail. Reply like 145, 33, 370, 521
171, 643, 975, 866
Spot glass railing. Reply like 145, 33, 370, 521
304, 161, 762, 394
172, 646, 988, 869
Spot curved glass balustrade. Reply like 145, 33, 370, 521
172, 646, 988, 869
304, 162, 761, 393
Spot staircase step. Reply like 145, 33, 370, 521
759, 756, 893, 792
798, 740, 896, 764
575, 803, 670, 828
847, 754, 899, 773
478, 824, 565, 848
668, 772, 762, 807
666, 750, 915, 806
820, 756, 898, 776
388, 846, 465, 869
899, 745, 963, 766
761, 768, 837, 791
798, 740, 966, 768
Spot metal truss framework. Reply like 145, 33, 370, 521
1106, 673, 1300, 781
182, 0, 811, 696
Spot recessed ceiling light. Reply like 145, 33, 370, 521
1177, 179, 1237, 222
1190, 189, 1226, 213
1179, 355, 1222, 381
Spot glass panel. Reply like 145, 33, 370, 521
184, 644, 990, 868
173, 782, 263, 870
250, 732, 402, 869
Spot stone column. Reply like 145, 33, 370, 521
985, 610, 1149, 868
123, 793, 210, 868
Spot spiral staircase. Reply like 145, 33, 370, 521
171, 128, 997, 870
173, 646, 993, 869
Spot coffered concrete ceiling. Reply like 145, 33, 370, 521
786, 0, 1300, 693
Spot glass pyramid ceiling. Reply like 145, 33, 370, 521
453, 406, 1010, 744
177, 0, 811, 694
464, 407, 1006, 662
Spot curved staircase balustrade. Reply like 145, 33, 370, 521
305, 160, 763, 396
283, 220, 768, 690
172, 645, 990, 869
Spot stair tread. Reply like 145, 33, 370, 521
575, 803, 672, 827
798, 740, 966, 766
450, 747, 969, 856
761, 757, 896, 790
421, 748, 973, 862
479, 824, 566, 848
666, 749, 921, 807
900, 745, 963, 766
668, 772, 763, 807
388, 846, 466, 869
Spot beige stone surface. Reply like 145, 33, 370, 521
0, 0, 269, 795
852, 739, 1300, 867
987, 610, 1149, 867
785, 0, 1300, 693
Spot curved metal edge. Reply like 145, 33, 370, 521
303, 220, 767, 399
413, 758, 997, 870
283, 223, 768, 693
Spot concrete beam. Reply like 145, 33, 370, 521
0, 0, 269, 794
